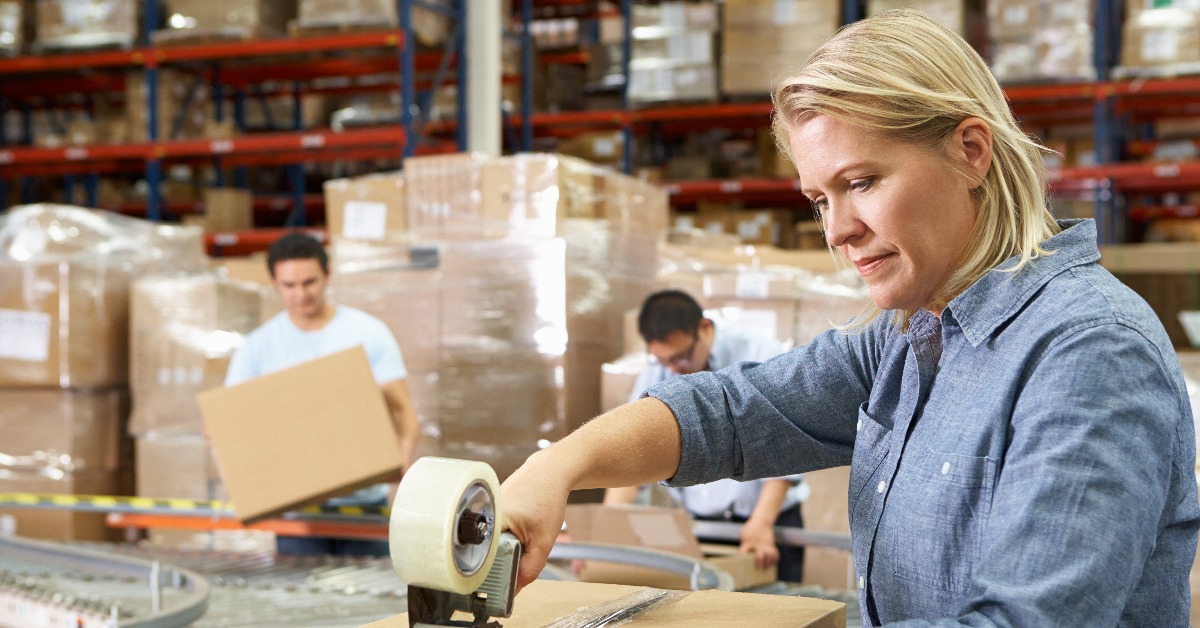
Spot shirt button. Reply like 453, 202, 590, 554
856, 419, 863, 432
941, 461, 951, 475
858, 576, 865, 589
876, 481, 886, 494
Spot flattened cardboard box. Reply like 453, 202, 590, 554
365, 580, 845, 627
564, 504, 777, 591
197, 346, 403, 523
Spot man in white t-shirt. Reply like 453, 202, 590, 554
224, 232, 420, 556
604, 289, 806, 581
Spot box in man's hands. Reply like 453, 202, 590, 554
197, 346, 403, 523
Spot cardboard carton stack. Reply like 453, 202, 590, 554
34, 0, 139, 51
391, 152, 668, 478
127, 274, 269, 520
322, 171, 407, 242
720, 0, 840, 98
628, 1, 719, 105
152, 0, 297, 44
987, 0, 1094, 83
0, 0, 26, 56
1100, 241, 1200, 348
1118, 0, 1200, 74
0, 205, 206, 541
295, 0, 450, 47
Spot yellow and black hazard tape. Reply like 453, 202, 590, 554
0, 493, 390, 519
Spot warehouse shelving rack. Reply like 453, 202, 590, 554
0, 0, 468, 230
8, 0, 1200, 245
515, 0, 1200, 245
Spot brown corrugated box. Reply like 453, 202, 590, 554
0, 470, 126, 542
867, 0, 969, 35
322, 171, 406, 242
155, 0, 296, 40
196, 346, 404, 522
0, 387, 127, 473
800, 467, 855, 590
135, 432, 226, 501
1120, 5, 1200, 68
0, 259, 133, 388
129, 274, 264, 436
202, 187, 254, 232
35, 0, 138, 50
564, 504, 779, 592
367, 579, 844, 628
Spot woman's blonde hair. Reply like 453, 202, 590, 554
772, 9, 1059, 329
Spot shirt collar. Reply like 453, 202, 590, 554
943, 218, 1099, 347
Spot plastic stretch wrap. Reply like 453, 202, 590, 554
0, 387, 127, 477
720, 0, 839, 97
0, 205, 206, 388
0, 1, 24, 56
296, 0, 450, 46
1118, 4, 1200, 73
657, 243, 867, 346
155, 0, 297, 42
35, 0, 138, 50
987, 0, 1096, 82
383, 153, 669, 478
129, 273, 267, 436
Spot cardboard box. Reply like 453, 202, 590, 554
202, 187, 254, 232
0, 387, 128, 473
601, 352, 648, 412
196, 346, 404, 522
322, 172, 406, 242
1100, 242, 1200, 347
0, 470, 125, 543
564, 504, 779, 591
366, 579, 845, 628
135, 432, 226, 501
800, 467, 855, 590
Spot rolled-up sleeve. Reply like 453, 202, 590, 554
649, 322, 883, 487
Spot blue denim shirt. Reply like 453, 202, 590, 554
651, 219, 1200, 626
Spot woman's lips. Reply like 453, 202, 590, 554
854, 253, 892, 276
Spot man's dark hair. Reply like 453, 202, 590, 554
637, 289, 703, 343
266, 232, 328, 277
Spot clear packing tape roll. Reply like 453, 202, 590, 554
389, 457, 502, 595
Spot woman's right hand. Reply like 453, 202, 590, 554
500, 450, 573, 593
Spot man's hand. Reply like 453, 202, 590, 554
738, 518, 780, 569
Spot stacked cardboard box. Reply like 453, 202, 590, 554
0, 0, 26, 56
869, 0, 974, 35
1100, 242, 1200, 348
628, 1, 719, 105
153, 0, 297, 43
322, 171, 407, 242
720, 0, 840, 98
34, 0, 138, 51
0, 205, 206, 541
126, 69, 214, 143
295, 0, 450, 47
395, 153, 668, 478
1118, 0, 1200, 73
988, 0, 1094, 83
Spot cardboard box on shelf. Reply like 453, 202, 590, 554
563, 504, 779, 592
35, 0, 139, 50
1100, 242, 1200, 347
202, 187, 254, 232
322, 171, 406, 242
196, 346, 404, 522
366, 579, 845, 628
154, 0, 296, 42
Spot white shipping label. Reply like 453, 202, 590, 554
0, 309, 51, 362
342, 200, 389, 241
735, 273, 772, 299
1143, 31, 1180, 62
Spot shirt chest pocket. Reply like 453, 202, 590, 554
882, 450, 997, 594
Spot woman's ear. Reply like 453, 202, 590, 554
954, 117, 993, 189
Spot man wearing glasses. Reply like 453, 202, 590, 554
604, 289, 807, 582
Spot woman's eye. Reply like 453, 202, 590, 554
850, 177, 874, 192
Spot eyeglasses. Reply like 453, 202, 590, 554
664, 334, 700, 368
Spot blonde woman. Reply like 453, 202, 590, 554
501, 10, 1198, 625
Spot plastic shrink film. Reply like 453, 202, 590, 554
987, 0, 1095, 82
35, 0, 139, 50
154, 0, 297, 42
361, 153, 668, 479
0, 0, 24, 56
296, 0, 451, 47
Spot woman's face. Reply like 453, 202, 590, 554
789, 114, 990, 315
